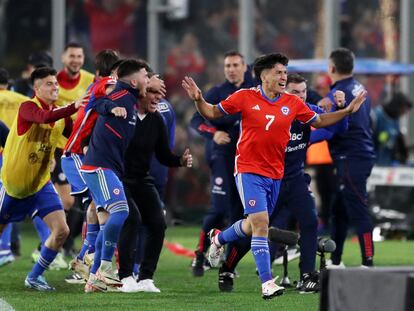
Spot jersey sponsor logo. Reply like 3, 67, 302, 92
28, 152, 39, 164
248, 199, 256, 207
290, 131, 303, 141
215, 177, 223, 185
285, 143, 307, 153
113, 188, 120, 195
251, 104, 261, 111
212, 185, 226, 196
281, 106, 290, 115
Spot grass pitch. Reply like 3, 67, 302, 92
0, 224, 413, 311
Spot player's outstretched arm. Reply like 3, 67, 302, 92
312, 90, 367, 128
182, 76, 224, 120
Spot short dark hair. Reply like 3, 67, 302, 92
329, 48, 354, 75
95, 49, 120, 77
287, 73, 306, 85
30, 67, 57, 84
0, 68, 9, 85
64, 42, 84, 51
224, 50, 245, 62
110, 59, 124, 74
253, 53, 289, 84
117, 59, 148, 79
28, 51, 53, 68
136, 58, 152, 73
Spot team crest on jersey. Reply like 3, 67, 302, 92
215, 177, 223, 185
113, 188, 120, 195
157, 102, 169, 113
281, 106, 290, 115
248, 199, 256, 207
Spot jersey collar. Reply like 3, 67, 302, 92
259, 85, 282, 104
330, 76, 354, 90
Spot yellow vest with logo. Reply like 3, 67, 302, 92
1, 97, 65, 198
0, 90, 30, 128
55, 69, 94, 147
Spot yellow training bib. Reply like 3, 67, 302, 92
2, 97, 65, 198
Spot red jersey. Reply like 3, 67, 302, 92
218, 86, 317, 179
63, 76, 117, 154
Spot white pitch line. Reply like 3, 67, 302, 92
0, 298, 15, 311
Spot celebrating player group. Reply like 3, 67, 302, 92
0, 44, 373, 300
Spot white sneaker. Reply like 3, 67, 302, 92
360, 265, 372, 269
85, 274, 107, 293
97, 268, 123, 287
262, 278, 285, 299
326, 259, 346, 269
0, 253, 15, 267
49, 252, 68, 270
120, 276, 140, 293
69, 257, 90, 280
207, 229, 224, 268
136, 279, 161, 293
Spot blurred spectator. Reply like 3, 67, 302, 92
255, 1, 316, 58
306, 73, 335, 233
164, 32, 206, 95
12, 51, 53, 97
371, 92, 413, 165
84, 0, 138, 55
0, 67, 30, 127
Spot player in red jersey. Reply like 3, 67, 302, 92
182, 53, 366, 299
61, 50, 120, 282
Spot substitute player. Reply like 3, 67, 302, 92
62, 49, 120, 282
0, 67, 81, 291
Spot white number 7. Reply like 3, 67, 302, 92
265, 115, 275, 131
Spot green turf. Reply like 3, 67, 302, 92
0, 225, 413, 311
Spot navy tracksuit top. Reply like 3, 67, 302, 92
82, 81, 139, 177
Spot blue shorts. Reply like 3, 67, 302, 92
0, 181, 63, 224
81, 168, 128, 214
61, 153, 89, 196
235, 173, 281, 215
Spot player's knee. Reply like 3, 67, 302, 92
108, 209, 129, 227
250, 220, 269, 236
54, 224, 70, 243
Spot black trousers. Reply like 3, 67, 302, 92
118, 176, 167, 280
